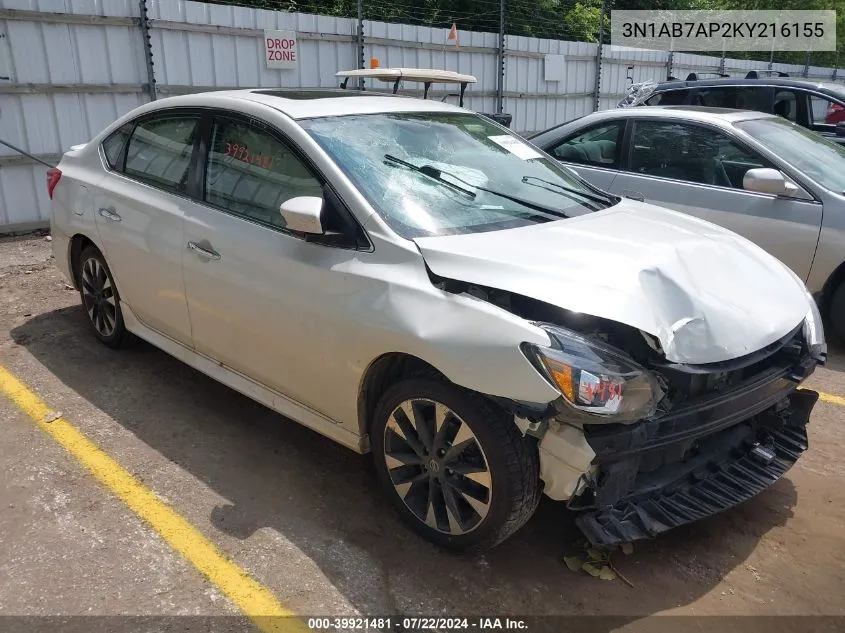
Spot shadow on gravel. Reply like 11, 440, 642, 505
820, 344, 845, 374
819, 314, 845, 373
12, 306, 799, 629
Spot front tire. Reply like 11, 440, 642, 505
371, 379, 541, 551
76, 246, 132, 348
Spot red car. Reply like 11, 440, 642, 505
825, 101, 845, 124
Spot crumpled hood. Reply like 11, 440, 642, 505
414, 200, 811, 364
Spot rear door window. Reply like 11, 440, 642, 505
690, 86, 772, 112
124, 115, 200, 195
773, 90, 800, 123
547, 122, 624, 168
644, 90, 687, 105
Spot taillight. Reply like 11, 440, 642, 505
46, 167, 62, 199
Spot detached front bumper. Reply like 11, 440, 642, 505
570, 345, 820, 546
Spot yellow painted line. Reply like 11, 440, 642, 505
0, 365, 305, 633
816, 390, 845, 407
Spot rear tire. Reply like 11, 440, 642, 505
76, 246, 132, 348
829, 281, 845, 344
371, 379, 541, 551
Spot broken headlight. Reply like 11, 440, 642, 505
522, 324, 662, 423
803, 297, 827, 362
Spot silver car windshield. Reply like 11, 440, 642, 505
300, 112, 614, 238
736, 117, 845, 193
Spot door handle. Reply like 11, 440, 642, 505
621, 190, 645, 202
98, 207, 122, 222
187, 241, 221, 261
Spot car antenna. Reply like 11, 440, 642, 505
0, 137, 56, 168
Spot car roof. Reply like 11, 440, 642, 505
142, 88, 468, 119
588, 105, 773, 124
529, 105, 773, 141
654, 77, 845, 99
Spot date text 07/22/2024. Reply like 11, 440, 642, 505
306, 617, 529, 630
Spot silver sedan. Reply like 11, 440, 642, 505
531, 106, 845, 341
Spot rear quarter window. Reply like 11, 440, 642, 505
101, 123, 133, 170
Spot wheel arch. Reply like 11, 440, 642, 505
68, 233, 100, 290
357, 352, 449, 443
356, 349, 559, 450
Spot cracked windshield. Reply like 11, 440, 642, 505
301, 112, 615, 238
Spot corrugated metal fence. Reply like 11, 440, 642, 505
1, 0, 843, 231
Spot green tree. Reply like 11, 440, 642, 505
206, 0, 844, 67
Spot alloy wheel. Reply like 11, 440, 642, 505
383, 398, 492, 535
81, 256, 117, 337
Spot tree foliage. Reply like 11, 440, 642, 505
208, 0, 842, 67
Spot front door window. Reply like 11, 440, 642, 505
629, 120, 767, 189
204, 117, 324, 231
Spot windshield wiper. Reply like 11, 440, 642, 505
521, 176, 613, 206
383, 154, 476, 198
384, 154, 569, 219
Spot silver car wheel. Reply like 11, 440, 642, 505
383, 398, 492, 535
81, 256, 117, 338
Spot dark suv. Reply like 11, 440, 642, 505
627, 72, 845, 144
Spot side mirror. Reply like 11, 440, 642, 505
279, 196, 324, 234
742, 168, 799, 197
836, 122, 845, 137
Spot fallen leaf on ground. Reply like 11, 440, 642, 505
563, 555, 584, 572
563, 544, 630, 584
582, 561, 617, 580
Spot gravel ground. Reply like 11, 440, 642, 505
0, 233, 843, 627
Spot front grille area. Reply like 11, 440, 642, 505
576, 390, 817, 546
568, 324, 821, 546
650, 323, 805, 408
581, 323, 815, 469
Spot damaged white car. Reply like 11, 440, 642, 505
49, 89, 826, 550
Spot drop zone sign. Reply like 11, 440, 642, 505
264, 29, 297, 69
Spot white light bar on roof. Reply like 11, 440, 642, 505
336, 67, 477, 107
335, 68, 477, 84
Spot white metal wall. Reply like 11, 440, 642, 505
2, 0, 845, 231
506, 36, 596, 135
600, 45, 667, 111
148, 1, 358, 90
0, 0, 146, 230
364, 20, 498, 117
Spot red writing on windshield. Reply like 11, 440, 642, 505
224, 142, 273, 170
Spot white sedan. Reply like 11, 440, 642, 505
49, 89, 824, 550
